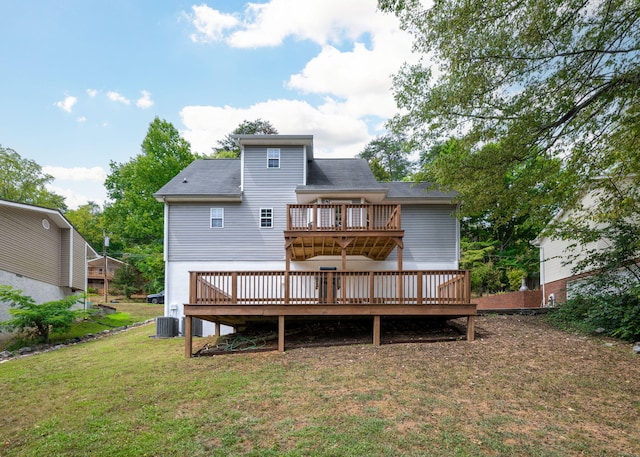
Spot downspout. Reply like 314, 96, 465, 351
84, 243, 89, 310
539, 245, 546, 307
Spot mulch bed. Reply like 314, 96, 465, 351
194, 317, 473, 356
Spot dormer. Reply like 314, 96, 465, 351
235, 134, 314, 192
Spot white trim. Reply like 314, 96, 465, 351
267, 148, 280, 168
163, 203, 169, 262
69, 228, 74, 287
240, 145, 245, 191
210, 208, 224, 228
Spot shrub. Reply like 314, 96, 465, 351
0, 285, 86, 343
547, 287, 640, 341
506, 268, 527, 291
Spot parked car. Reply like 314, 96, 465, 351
146, 290, 164, 304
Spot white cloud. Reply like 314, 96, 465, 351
43, 166, 108, 209
187, 4, 239, 43
86, 89, 98, 98
286, 28, 413, 119
76, 116, 87, 123
47, 182, 107, 210
43, 165, 107, 182
180, 0, 415, 157
106, 91, 130, 105
180, 99, 370, 157
186, 0, 393, 48
136, 90, 154, 109
54, 95, 77, 113
227, 0, 390, 48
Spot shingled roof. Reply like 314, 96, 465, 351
154, 157, 456, 203
154, 159, 242, 202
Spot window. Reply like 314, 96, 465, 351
210, 208, 224, 228
267, 148, 280, 168
260, 208, 273, 228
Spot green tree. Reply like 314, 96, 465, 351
104, 118, 196, 247
0, 285, 84, 343
109, 256, 141, 299
358, 134, 413, 181
64, 201, 104, 252
103, 118, 197, 287
212, 119, 278, 158
382, 0, 640, 286
0, 145, 67, 210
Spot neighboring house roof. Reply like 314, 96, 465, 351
88, 256, 125, 267
154, 159, 242, 202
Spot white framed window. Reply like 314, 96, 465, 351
260, 208, 273, 228
267, 148, 280, 168
210, 208, 224, 228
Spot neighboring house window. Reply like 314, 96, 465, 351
260, 208, 273, 228
267, 148, 280, 168
211, 208, 224, 228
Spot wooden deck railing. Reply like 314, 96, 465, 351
190, 270, 471, 306
286, 204, 401, 231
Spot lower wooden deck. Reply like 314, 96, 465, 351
183, 303, 477, 356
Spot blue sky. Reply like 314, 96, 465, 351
0, 0, 415, 208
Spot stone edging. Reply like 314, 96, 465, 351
0, 318, 156, 363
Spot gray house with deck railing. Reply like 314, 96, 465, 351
154, 134, 476, 356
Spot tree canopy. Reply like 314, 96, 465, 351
357, 134, 414, 181
102, 117, 197, 290
104, 117, 196, 246
0, 145, 67, 210
380, 0, 640, 201
212, 119, 278, 158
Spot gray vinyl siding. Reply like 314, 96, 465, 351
167, 146, 304, 262
0, 206, 62, 285
388, 204, 458, 263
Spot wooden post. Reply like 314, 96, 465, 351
189, 272, 197, 304
214, 322, 220, 337
185, 316, 193, 358
467, 315, 475, 341
373, 315, 381, 346
278, 315, 285, 352
232, 272, 238, 303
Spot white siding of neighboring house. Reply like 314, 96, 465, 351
536, 187, 616, 300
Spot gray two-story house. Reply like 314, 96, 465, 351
154, 135, 476, 356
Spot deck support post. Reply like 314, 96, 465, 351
467, 315, 475, 341
214, 322, 220, 337
278, 315, 285, 352
373, 315, 381, 346
185, 316, 193, 358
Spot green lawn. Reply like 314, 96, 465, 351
0, 302, 163, 351
1, 314, 639, 456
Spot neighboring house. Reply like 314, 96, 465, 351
0, 200, 99, 323
154, 135, 476, 356
87, 256, 125, 295
532, 182, 637, 305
